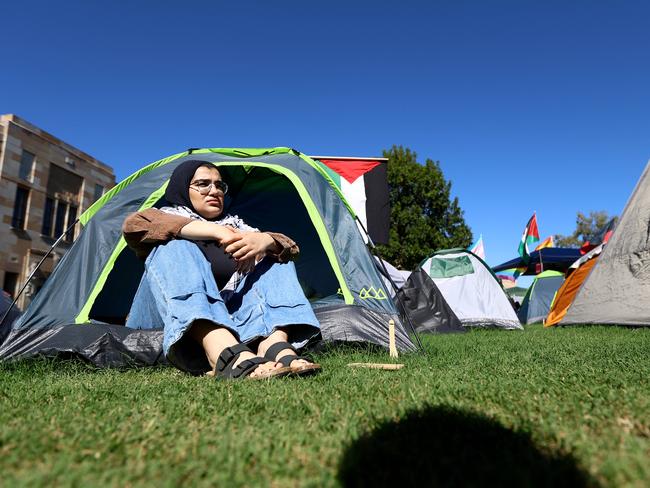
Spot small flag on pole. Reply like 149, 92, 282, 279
518, 213, 540, 262
535, 235, 554, 251
514, 213, 540, 278
468, 234, 486, 260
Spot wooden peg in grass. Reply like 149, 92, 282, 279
389, 319, 398, 358
347, 363, 404, 370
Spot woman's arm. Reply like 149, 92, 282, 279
264, 232, 299, 261
123, 208, 237, 258
123, 208, 193, 258
178, 220, 237, 244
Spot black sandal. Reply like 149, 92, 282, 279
214, 344, 291, 380
264, 342, 322, 377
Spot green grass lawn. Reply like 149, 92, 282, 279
1, 325, 648, 487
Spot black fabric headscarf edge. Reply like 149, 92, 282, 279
164, 159, 218, 211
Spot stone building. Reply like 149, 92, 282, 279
0, 114, 115, 309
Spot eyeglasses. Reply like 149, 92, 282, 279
189, 179, 229, 196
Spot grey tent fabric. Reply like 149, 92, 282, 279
395, 268, 465, 334
517, 272, 564, 324
374, 256, 411, 298
312, 302, 416, 349
563, 160, 650, 326
0, 323, 167, 368
0, 292, 22, 343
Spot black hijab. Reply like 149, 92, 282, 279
164, 159, 237, 287
164, 159, 216, 211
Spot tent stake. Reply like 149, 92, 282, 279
354, 216, 424, 351
388, 319, 398, 358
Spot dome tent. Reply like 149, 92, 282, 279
516, 270, 564, 324
544, 246, 602, 327
0, 148, 415, 367
421, 249, 522, 329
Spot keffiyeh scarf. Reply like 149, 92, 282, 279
161, 205, 259, 291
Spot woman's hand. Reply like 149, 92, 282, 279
213, 225, 238, 244
222, 232, 276, 273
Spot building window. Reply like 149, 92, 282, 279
19, 150, 35, 181
11, 187, 29, 229
94, 184, 105, 202
45, 164, 83, 204
65, 205, 78, 242
54, 201, 67, 237
3, 272, 19, 298
42, 197, 55, 237
42, 197, 78, 240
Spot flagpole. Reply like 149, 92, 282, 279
534, 211, 544, 273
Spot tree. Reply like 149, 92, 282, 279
554, 211, 618, 248
375, 146, 473, 269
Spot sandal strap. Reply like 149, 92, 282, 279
228, 357, 268, 379
277, 354, 311, 368
216, 347, 273, 380
215, 343, 253, 374
264, 341, 296, 361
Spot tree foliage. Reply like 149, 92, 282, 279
554, 211, 617, 248
375, 146, 473, 269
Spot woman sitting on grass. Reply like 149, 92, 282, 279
122, 160, 321, 380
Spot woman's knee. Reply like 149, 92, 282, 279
148, 239, 204, 266
160, 239, 202, 256
145, 240, 217, 294
262, 259, 298, 279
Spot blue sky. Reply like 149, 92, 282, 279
3, 1, 649, 274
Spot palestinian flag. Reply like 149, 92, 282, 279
518, 213, 540, 262
313, 157, 390, 244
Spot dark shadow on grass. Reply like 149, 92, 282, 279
338, 405, 598, 488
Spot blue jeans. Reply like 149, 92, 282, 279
126, 239, 320, 373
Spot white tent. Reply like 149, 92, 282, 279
421, 249, 522, 329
